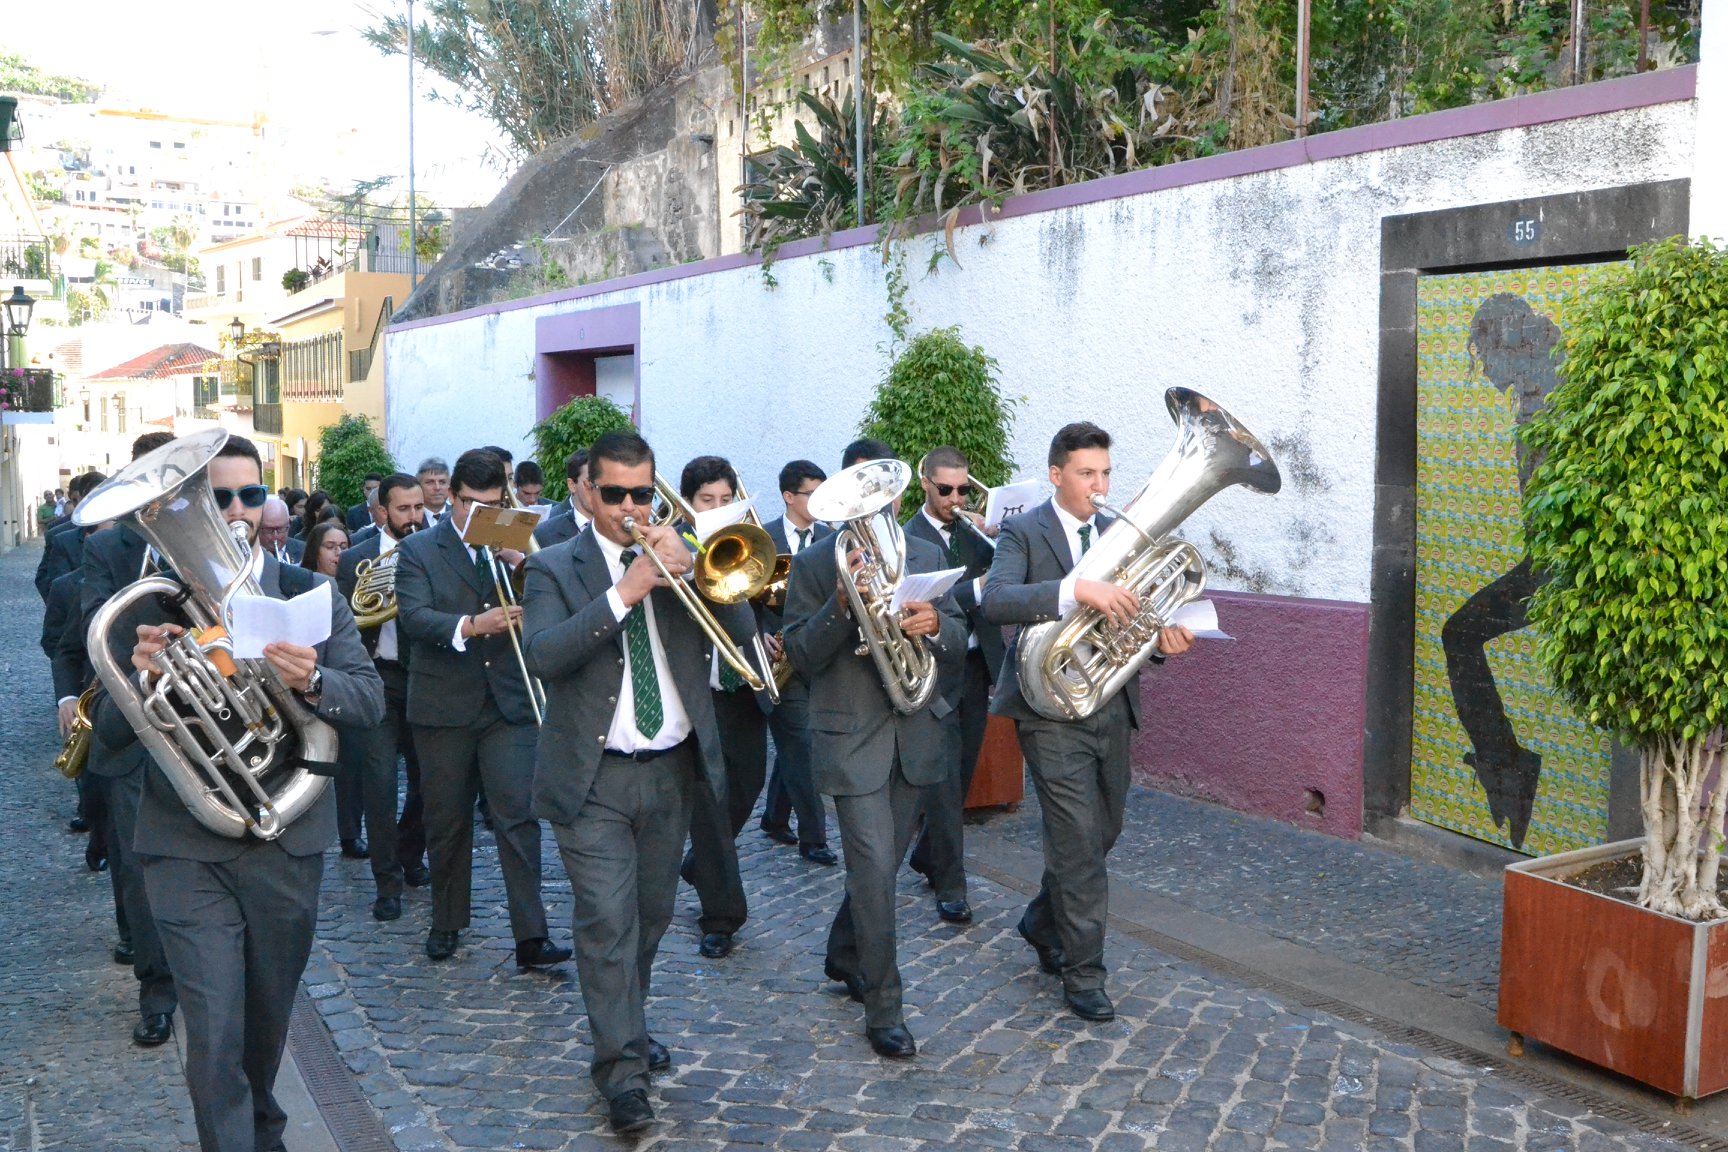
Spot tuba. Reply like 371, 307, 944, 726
807, 459, 938, 715
1016, 387, 1282, 722
74, 428, 338, 840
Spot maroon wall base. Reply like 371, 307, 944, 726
1131, 591, 1371, 839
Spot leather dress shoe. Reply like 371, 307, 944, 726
113, 940, 135, 966
799, 844, 838, 866
1018, 918, 1066, 975
866, 1025, 917, 1059
68, 815, 90, 833
1065, 988, 1116, 1022
372, 895, 402, 922
425, 929, 459, 960
133, 1013, 173, 1047
937, 899, 973, 925
699, 932, 733, 959
608, 1088, 654, 1134
515, 937, 573, 968
679, 855, 696, 886
85, 841, 108, 872
824, 961, 865, 1004
402, 863, 431, 887
647, 1037, 671, 1073
760, 822, 798, 846
340, 837, 369, 859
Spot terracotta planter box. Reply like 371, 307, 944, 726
965, 714, 1025, 810
1500, 838, 1728, 1100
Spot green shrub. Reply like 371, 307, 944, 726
315, 414, 396, 509
531, 395, 635, 502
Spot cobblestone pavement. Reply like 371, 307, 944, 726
0, 539, 1685, 1150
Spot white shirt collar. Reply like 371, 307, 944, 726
1051, 499, 1095, 535
594, 527, 631, 575
379, 526, 400, 556
920, 506, 955, 537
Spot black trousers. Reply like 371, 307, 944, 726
95, 768, 177, 1018
910, 649, 990, 901
683, 685, 765, 935
762, 687, 829, 848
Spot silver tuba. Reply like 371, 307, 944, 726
75, 428, 337, 840
1017, 388, 1282, 722
807, 459, 939, 715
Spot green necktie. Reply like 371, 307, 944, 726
1077, 523, 1092, 556
944, 523, 963, 565
619, 550, 664, 737
719, 656, 746, 692
473, 547, 494, 590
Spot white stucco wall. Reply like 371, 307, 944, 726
388, 95, 1695, 604
1695, 0, 1727, 240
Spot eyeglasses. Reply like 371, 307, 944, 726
930, 482, 976, 498
787, 487, 820, 499
597, 484, 657, 506
212, 485, 269, 509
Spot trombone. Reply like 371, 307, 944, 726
469, 495, 548, 725
914, 453, 997, 552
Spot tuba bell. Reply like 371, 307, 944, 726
1016, 387, 1282, 722
806, 459, 939, 715
74, 428, 339, 840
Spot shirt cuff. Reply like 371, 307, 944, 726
57, 695, 78, 707
606, 588, 629, 623
1058, 573, 1079, 616
972, 575, 985, 602
451, 616, 470, 653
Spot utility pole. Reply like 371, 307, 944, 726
408, 0, 419, 291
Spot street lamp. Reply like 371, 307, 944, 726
4, 286, 34, 337
230, 316, 245, 345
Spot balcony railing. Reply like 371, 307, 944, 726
253, 401, 282, 435
2, 369, 56, 413
281, 329, 344, 402
0, 236, 52, 283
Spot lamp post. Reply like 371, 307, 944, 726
407, 0, 418, 292
4, 285, 35, 374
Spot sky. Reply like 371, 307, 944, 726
6, 0, 516, 208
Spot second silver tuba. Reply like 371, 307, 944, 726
75, 428, 338, 840
1016, 387, 1282, 722
807, 459, 939, 715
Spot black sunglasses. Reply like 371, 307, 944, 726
597, 484, 657, 507
930, 482, 976, 498
212, 485, 270, 509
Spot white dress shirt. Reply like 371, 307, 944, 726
374, 530, 402, 661
784, 517, 819, 556
596, 530, 692, 752
920, 507, 981, 648
1052, 500, 1102, 616
448, 541, 500, 653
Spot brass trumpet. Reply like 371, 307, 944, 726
54, 686, 97, 779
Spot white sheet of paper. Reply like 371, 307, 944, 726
890, 566, 967, 614
1169, 598, 1233, 641
693, 499, 753, 544
228, 582, 332, 659
984, 478, 1044, 528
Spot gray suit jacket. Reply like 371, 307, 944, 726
532, 503, 585, 548
983, 499, 1148, 727
91, 556, 384, 861
35, 521, 86, 600
904, 510, 1007, 682
520, 525, 746, 825
350, 523, 379, 547
781, 530, 966, 797
394, 516, 538, 728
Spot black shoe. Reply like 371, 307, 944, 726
372, 895, 402, 922
113, 940, 135, 966
1065, 988, 1115, 1022
866, 1025, 916, 1059
340, 837, 369, 859
401, 863, 430, 887
799, 844, 838, 866
823, 961, 865, 1004
937, 899, 973, 925
425, 929, 458, 961
647, 1037, 671, 1073
516, 937, 573, 968
699, 932, 733, 959
760, 822, 798, 846
679, 855, 695, 886
1017, 918, 1066, 975
85, 838, 108, 872
133, 1013, 173, 1047
68, 815, 90, 833
608, 1089, 654, 1134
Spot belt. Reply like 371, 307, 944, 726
603, 737, 689, 763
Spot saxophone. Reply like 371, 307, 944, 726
54, 686, 97, 779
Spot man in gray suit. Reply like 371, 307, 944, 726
783, 439, 967, 1060
532, 449, 592, 547
521, 431, 752, 1134
415, 456, 451, 525
257, 497, 305, 564
983, 422, 1193, 1023
393, 448, 569, 968
90, 433, 385, 1152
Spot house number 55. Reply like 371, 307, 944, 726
1510, 218, 1541, 246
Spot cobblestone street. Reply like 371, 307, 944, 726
0, 538, 1702, 1151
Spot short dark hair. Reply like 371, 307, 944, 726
679, 455, 737, 501
131, 432, 175, 460
378, 472, 421, 505
363, 472, 383, 484
481, 444, 514, 466
1048, 422, 1111, 468
216, 435, 263, 473
587, 432, 654, 482
514, 460, 544, 487
778, 459, 825, 496
69, 470, 107, 501
451, 449, 508, 496
920, 446, 968, 476
841, 438, 895, 469
564, 449, 589, 484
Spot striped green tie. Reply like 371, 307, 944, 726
619, 550, 663, 737
1078, 524, 1092, 556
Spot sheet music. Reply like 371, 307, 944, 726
693, 498, 753, 544
1168, 599, 1233, 641
229, 582, 332, 658
984, 478, 1043, 528
889, 566, 967, 614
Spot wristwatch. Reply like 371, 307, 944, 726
302, 667, 324, 703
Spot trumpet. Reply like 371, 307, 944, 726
54, 686, 97, 779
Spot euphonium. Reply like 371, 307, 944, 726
54, 686, 97, 779
350, 551, 399, 629
1016, 387, 1282, 722
74, 428, 338, 840
806, 459, 938, 715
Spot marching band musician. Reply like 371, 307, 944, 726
982, 422, 1193, 1023
335, 473, 432, 922
533, 449, 593, 547
415, 456, 452, 525
393, 449, 570, 968
520, 430, 756, 1133
782, 439, 967, 1060
91, 434, 385, 1151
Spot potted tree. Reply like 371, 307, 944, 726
1502, 237, 1728, 1100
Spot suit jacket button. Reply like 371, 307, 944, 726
607, 696, 616, 705
596, 736, 604, 744
484, 661, 491, 668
